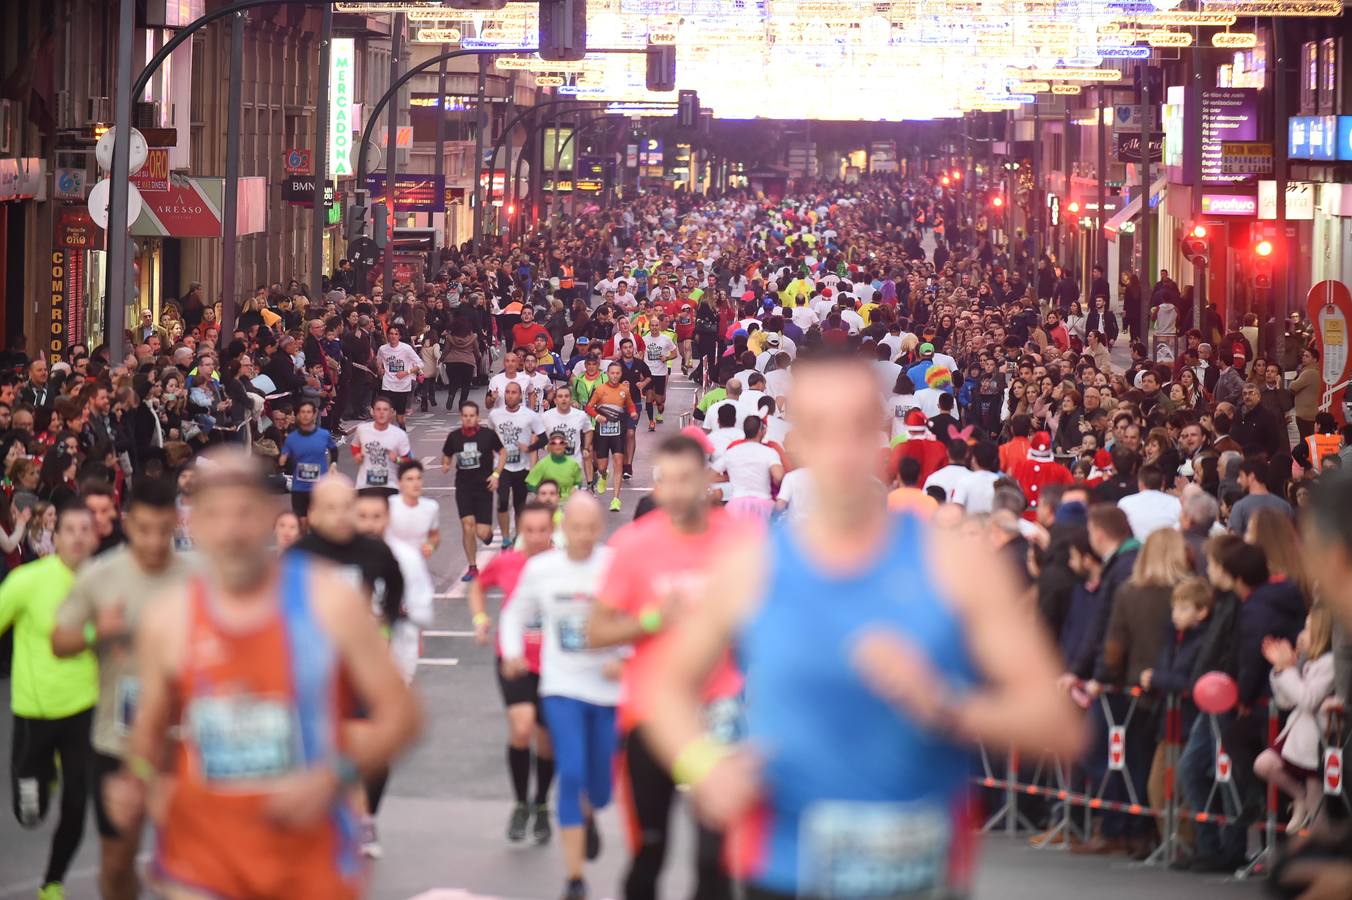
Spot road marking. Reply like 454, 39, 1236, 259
418, 657, 461, 666
422, 629, 476, 637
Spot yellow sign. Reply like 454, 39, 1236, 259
1212, 32, 1258, 48
1326, 317, 1344, 347
1008, 67, 1122, 81
536, 75, 565, 87
1147, 30, 1193, 47
1051, 84, 1082, 95
414, 28, 461, 43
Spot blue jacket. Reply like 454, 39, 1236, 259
1236, 579, 1306, 706
1150, 623, 1208, 737
1069, 540, 1139, 680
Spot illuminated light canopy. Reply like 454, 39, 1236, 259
1146, 30, 1193, 47
536, 75, 565, 87
1052, 84, 1083, 95
1007, 67, 1124, 81
1011, 81, 1052, 92
1130, 10, 1238, 25
1212, 32, 1259, 48
414, 28, 462, 43
1205, 0, 1341, 13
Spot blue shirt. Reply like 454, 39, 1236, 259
281, 427, 336, 492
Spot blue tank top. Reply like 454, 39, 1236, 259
736, 512, 976, 897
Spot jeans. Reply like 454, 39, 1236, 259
1179, 713, 1246, 860
540, 696, 617, 827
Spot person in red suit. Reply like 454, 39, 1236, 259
1010, 431, 1073, 519
887, 410, 948, 487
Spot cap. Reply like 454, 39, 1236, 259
1093, 449, 1113, 469
576, 336, 590, 345
766, 334, 781, 346
919, 342, 935, 356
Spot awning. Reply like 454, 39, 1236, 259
1104, 175, 1168, 241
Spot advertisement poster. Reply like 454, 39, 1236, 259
1309, 280, 1352, 424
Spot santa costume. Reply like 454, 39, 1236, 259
887, 409, 949, 487
1010, 431, 1073, 519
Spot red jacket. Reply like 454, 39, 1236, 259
1010, 454, 1073, 518
511, 322, 552, 351
888, 437, 948, 487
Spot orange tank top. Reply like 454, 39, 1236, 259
156, 555, 361, 899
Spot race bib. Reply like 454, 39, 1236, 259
459, 444, 481, 469
702, 692, 746, 745
296, 462, 321, 483
506, 446, 521, 465
799, 801, 953, 899
556, 613, 589, 652
599, 421, 621, 437
188, 694, 300, 784
647, 345, 663, 361
114, 676, 139, 737
367, 467, 389, 486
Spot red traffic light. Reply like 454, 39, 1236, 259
951, 169, 963, 181
506, 203, 516, 217
940, 175, 951, 187
1191, 224, 1208, 239
991, 195, 1005, 208
1067, 201, 1080, 214
1254, 239, 1273, 257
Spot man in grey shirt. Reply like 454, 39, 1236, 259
1227, 456, 1292, 536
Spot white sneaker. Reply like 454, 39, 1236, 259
360, 817, 383, 859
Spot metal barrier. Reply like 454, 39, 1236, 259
973, 686, 1349, 878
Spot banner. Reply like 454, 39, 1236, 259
1114, 133, 1164, 164
365, 173, 446, 212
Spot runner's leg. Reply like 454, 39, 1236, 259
542, 696, 588, 882
43, 709, 93, 886
620, 729, 677, 900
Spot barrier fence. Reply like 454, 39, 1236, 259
974, 687, 1349, 878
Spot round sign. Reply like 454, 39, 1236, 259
87, 178, 144, 230
356, 140, 383, 174
94, 127, 149, 176
347, 237, 381, 269
287, 149, 307, 170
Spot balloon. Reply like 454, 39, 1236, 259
1193, 671, 1239, 715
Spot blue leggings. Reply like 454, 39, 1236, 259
541, 696, 618, 827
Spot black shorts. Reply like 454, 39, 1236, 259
594, 430, 626, 458
496, 663, 545, 722
648, 375, 668, 396
456, 487, 494, 522
385, 390, 412, 415
496, 469, 529, 513
291, 490, 313, 518
92, 750, 127, 839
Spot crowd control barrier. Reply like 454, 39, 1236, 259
974, 686, 1349, 879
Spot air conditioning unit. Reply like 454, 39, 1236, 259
85, 96, 111, 126
0, 100, 11, 153
134, 101, 160, 128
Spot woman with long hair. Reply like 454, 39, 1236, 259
1244, 507, 1311, 604
441, 314, 480, 411
25, 501, 54, 559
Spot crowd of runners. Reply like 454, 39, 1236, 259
3, 171, 1352, 900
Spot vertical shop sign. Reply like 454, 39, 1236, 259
329, 38, 355, 177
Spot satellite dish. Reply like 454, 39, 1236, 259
87, 179, 144, 230
95, 127, 149, 176
355, 140, 382, 174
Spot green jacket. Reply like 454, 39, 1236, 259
0, 555, 97, 719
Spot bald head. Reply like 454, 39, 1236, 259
726, 378, 743, 398
308, 473, 357, 543
561, 492, 603, 560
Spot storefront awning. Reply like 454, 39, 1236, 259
1104, 175, 1168, 241
132, 176, 267, 239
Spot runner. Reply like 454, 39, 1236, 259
375, 324, 423, 428
468, 500, 558, 845
442, 400, 504, 581
640, 353, 1084, 900
1, 503, 99, 900
352, 395, 413, 491
278, 397, 337, 527
643, 316, 679, 432
615, 339, 653, 480
51, 479, 193, 900
388, 459, 441, 560
586, 362, 639, 513
588, 434, 742, 900
499, 493, 623, 900
102, 451, 421, 898
486, 351, 530, 411
528, 432, 587, 501
539, 385, 594, 489
490, 382, 545, 548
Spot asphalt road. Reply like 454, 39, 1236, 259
0, 364, 1264, 900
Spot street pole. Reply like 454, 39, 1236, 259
434, 43, 448, 261
383, 12, 404, 293
1097, 84, 1107, 275
471, 55, 488, 252
104, 0, 137, 361
549, 109, 563, 237
1189, 38, 1206, 333
221, 11, 245, 338
1139, 65, 1153, 343
311, 3, 332, 299
1272, 17, 1288, 360
1032, 100, 1041, 263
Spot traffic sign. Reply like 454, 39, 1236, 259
347, 236, 380, 268
285, 147, 314, 175
53, 168, 88, 201
87, 178, 144, 230
94, 126, 149, 176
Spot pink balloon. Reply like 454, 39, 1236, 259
1193, 671, 1239, 715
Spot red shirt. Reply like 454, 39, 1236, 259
478, 549, 543, 672
887, 437, 948, 486
1010, 454, 1074, 518
511, 322, 552, 351
598, 509, 747, 731
602, 332, 646, 358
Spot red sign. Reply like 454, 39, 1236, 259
1216, 748, 1232, 783
131, 148, 171, 192
138, 182, 221, 238
285, 148, 313, 175
58, 209, 99, 248
1308, 279, 1352, 426
1325, 747, 1342, 795
1107, 725, 1125, 771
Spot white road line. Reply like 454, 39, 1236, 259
418, 658, 460, 666
422, 629, 476, 637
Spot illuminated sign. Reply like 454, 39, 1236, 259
1200, 193, 1258, 216
1146, 30, 1192, 47
1339, 117, 1352, 162
536, 75, 565, 87
329, 38, 355, 177
1212, 33, 1258, 49
1289, 115, 1337, 160
1052, 84, 1083, 95
1006, 67, 1123, 81
414, 28, 461, 43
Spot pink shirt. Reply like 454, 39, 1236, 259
479, 550, 542, 672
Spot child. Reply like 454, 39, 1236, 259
1254, 603, 1336, 832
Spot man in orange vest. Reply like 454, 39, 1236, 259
1303, 412, 1344, 472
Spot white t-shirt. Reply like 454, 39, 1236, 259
386, 537, 434, 684
924, 464, 972, 505
377, 341, 422, 394
874, 360, 904, 395
1118, 490, 1182, 539
488, 371, 531, 406
775, 467, 815, 523
522, 372, 552, 412
499, 547, 622, 706
708, 426, 742, 460
713, 440, 781, 500
956, 470, 1001, 513
840, 309, 865, 334
764, 368, 792, 402
643, 334, 678, 376
791, 305, 820, 332
703, 399, 745, 432
354, 421, 411, 489
539, 407, 593, 466
387, 495, 440, 552
914, 386, 948, 419
489, 405, 543, 473
764, 414, 791, 446
739, 389, 770, 419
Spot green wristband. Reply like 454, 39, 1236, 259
639, 607, 663, 635
84, 621, 97, 647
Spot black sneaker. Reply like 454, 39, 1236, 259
507, 802, 530, 843
622, 466, 633, 481
584, 814, 601, 861
562, 878, 586, 900
533, 804, 552, 845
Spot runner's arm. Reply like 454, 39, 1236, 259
51, 573, 98, 657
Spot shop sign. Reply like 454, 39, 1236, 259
1337, 116, 1352, 162
1289, 115, 1337, 161
283, 177, 336, 206
1310, 279, 1352, 424
59, 209, 99, 248
365, 173, 446, 212
329, 38, 356, 177
1200, 193, 1257, 216
47, 249, 66, 362
1258, 180, 1316, 220
130, 148, 171, 192
53, 168, 88, 201
1114, 132, 1163, 164
285, 148, 313, 175
1219, 142, 1272, 175
132, 176, 267, 238
0, 158, 44, 202
1200, 89, 1259, 184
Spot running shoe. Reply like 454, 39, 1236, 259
595, 474, 607, 494
462, 566, 479, 583
360, 818, 383, 859
562, 878, 587, 900
622, 466, 633, 481
532, 804, 552, 845
656, 413, 664, 423
647, 420, 656, 432
507, 802, 530, 843
610, 497, 622, 513
585, 814, 602, 860
502, 537, 514, 550
37, 885, 63, 900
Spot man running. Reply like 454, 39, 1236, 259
641, 353, 1083, 900
528, 432, 587, 501
588, 434, 742, 900
2, 503, 99, 900
615, 339, 653, 481
490, 382, 544, 548
375, 324, 422, 428
52, 479, 193, 900
388, 459, 441, 560
353, 395, 412, 491
500, 493, 624, 900
540, 385, 594, 489
469, 501, 558, 846
585, 362, 638, 513
279, 398, 337, 527
442, 400, 503, 581
103, 453, 420, 897
642, 315, 679, 432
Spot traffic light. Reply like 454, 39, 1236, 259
346, 202, 369, 241
372, 203, 389, 249
677, 89, 699, 128
539, 0, 587, 62
645, 43, 676, 92
940, 174, 951, 187
1067, 200, 1080, 215
1181, 223, 1209, 267
991, 193, 1005, 208
1253, 238, 1274, 289
951, 169, 962, 182
506, 203, 517, 218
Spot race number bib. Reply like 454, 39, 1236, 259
647, 345, 663, 361
459, 444, 481, 469
367, 467, 389, 486
296, 462, 321, 483
799, 801, 953, 899
556, 612, 589, 652
702, 692, 746, 745
599, 421, 621, 437
114, 676, 140, 737
188, 694, 300, 784
506, 446, 521, 465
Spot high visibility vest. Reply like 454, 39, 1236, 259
559, 266, 574, 290
1306, 433, 1344, 470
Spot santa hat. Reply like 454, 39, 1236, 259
1089, 449, 1114, 481
1029, 431, 1054, 461
925, 365, 952, 389
822, 287, 833, 298
905, 409, 931, 438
